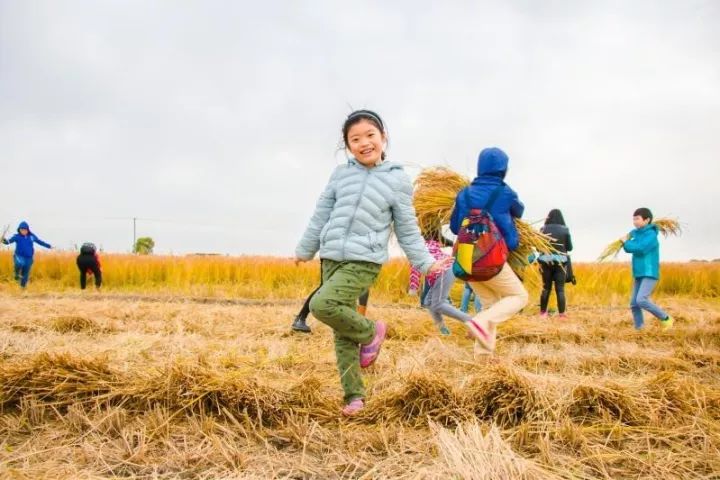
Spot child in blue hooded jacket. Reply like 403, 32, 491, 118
620, 208, 673, 330
450, 147, 529, 354
2, 221, 52, 288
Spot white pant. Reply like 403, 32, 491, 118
468, 263, 528, 331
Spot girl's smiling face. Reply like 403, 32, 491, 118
346, 119, 385, 167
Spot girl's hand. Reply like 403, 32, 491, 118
427, 257, 453, 275
621, 233, 630, 242
294, 257, 307, 266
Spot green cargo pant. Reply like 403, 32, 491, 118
309, 259, 381, 403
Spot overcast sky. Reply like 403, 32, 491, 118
1, 1, 718, 261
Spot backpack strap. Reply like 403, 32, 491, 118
463, 185, 504, 212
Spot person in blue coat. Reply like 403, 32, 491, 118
620, 208, 673, 330
450, 147, 525, 250
449, 147, 529, 354
2, 221, 52, 288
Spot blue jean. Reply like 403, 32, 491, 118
460, 282, 482, 313
630, 277, 668, 329
422, 269, 472, 327
13, 255, 34, 288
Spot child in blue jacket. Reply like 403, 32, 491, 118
450, 147, 529, 354
621, 208, 673, 330
2, 221, 52, 288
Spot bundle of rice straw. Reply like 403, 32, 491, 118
597, 218, 681, 262
412, 167, 557, 283
413, 167, 471, 236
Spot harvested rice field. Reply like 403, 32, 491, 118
1, 283, 719, 479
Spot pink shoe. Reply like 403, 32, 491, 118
558, 313, 568, 319
360, 321, 387, 368
342, 398, 364, 416
467, 318, 493, 351
539, 311, 549, 318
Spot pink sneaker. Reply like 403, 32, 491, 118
558, 313, 568, 319
467, 318, 493, 351
341, 398, 364, 416
360, 321, 387, 368
539, 311, 549, 318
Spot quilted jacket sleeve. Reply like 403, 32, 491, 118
391, 171, 436, 273
295, 168, 338, 260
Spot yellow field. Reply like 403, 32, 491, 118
2, 251, 719, 302
0, 253, 719, 478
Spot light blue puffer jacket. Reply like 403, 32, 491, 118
296, 158, 436, 273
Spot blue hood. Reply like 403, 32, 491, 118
477, 147, 509, 178
17, 221, 30, 233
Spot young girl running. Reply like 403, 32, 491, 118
295, 110, 450, 416
408, 229, 471, 335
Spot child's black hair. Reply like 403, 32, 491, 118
545, 209, 566, 226
342, 110, 387, 160
633, 207, 653, 222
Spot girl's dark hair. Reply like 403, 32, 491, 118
342, 109, 387, 160
633, 207, 653, 222
545, 209, 566, 226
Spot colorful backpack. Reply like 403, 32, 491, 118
452, 186, 509, 281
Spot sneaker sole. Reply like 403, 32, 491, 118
360, 322, 387, 368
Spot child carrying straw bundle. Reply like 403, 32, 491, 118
448, 147, 529, 354
413, 168, 556, 286
609, 208, 676, 330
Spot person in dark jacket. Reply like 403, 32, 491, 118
1, 221, 52, 288
449, 147, 529, 354
538, 209, 573, 317
76, 243, 102, 290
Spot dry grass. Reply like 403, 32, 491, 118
0, 287, 719, 478
2, 251, 719, 302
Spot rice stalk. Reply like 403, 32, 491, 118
598, 218, 682, 262
462, 364, 545, 428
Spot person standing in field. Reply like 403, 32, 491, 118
295, 110, 451, 416
76, 242, 102, 290
291, 276, 370, 333
538, 209, 573, 318
620, 207, 673, 330
450, 147, 529, 354
408, 228, 470, 335
1, 221, 52, 288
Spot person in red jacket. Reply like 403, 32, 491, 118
76, 243, 102, 290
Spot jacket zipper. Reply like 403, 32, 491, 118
341, 167, 370, 258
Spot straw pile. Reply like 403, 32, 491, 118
413, 167, 471, 236
598, 218, 682, 262
463, 364, 543, 428
412, 166, 557, 282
